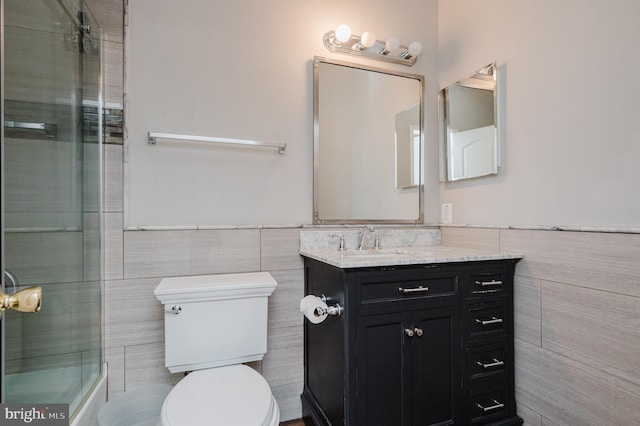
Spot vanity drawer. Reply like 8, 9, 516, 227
358, 270, 458, 308
465, 342, 508, 388
469, 386, 509, 424
464, 301, 509, 340
465, 269, 508, 298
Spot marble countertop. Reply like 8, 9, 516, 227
299, 245, 523, 269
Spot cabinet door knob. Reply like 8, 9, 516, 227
414, 328, 423, 337
404, 328, 414, 337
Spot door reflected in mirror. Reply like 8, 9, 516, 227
395, 103, 421, 188
313, 57, 424, 224
439, 63, 499, 182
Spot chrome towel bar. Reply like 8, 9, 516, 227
5, 120, 57, 138
147, 131, 286, 154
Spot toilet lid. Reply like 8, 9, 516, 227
160, 364, 276, 426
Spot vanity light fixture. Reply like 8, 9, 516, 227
323, 24, 422, 66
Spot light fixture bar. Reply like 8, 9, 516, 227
323, 30, 419, 67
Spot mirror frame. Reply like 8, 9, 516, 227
313, 56, 424, 224
439, 62, 499, 182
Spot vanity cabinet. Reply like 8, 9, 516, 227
301, 257, 522, 426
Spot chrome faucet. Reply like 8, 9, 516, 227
357, 225, 375, 250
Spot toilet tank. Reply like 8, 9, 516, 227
154, 272, 277, 373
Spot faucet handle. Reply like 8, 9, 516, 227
374, 234, 382, 250
329, 233, 346, 251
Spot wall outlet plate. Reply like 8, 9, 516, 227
441, 203, 453, 224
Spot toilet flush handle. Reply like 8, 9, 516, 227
165, 305, 182, 314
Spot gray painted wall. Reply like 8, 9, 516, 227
438, 0, 640, 228
124, 0, 439, 227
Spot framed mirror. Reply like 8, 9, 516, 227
313, 56, 424, 224
439, 63, 498, 181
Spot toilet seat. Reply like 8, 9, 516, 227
159, 364, 279, 426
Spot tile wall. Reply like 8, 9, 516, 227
442, 227, 640, 425
103, 224, 307, 420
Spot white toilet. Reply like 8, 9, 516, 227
153, 272, 280, 426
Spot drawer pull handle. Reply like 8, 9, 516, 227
475, 316, 503, 326
398, 286, 429, 294
476, 358, 504, 369
475, 279, 503, 287
405, 328, 414, 337
476, 399, 504, 413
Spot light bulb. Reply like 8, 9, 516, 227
335, 24, 352, 43
408, 41, 422, 57
360, 31, 377, 48
385, 37, 400, 52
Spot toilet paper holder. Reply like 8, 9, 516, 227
315, 295, 343, 317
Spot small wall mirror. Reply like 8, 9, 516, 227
439, 63, 498, 181
313, 56, 424, 224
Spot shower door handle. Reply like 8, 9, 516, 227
0, 286, 42, 313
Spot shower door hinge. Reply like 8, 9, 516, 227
77, 11, 91, 34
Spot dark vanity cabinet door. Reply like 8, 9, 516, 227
355, 312, 410, 426
410, 307, 462, 425
301, 258, 521, 426
355, 307, 461, 426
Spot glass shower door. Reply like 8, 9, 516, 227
1, 0, 102, 417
